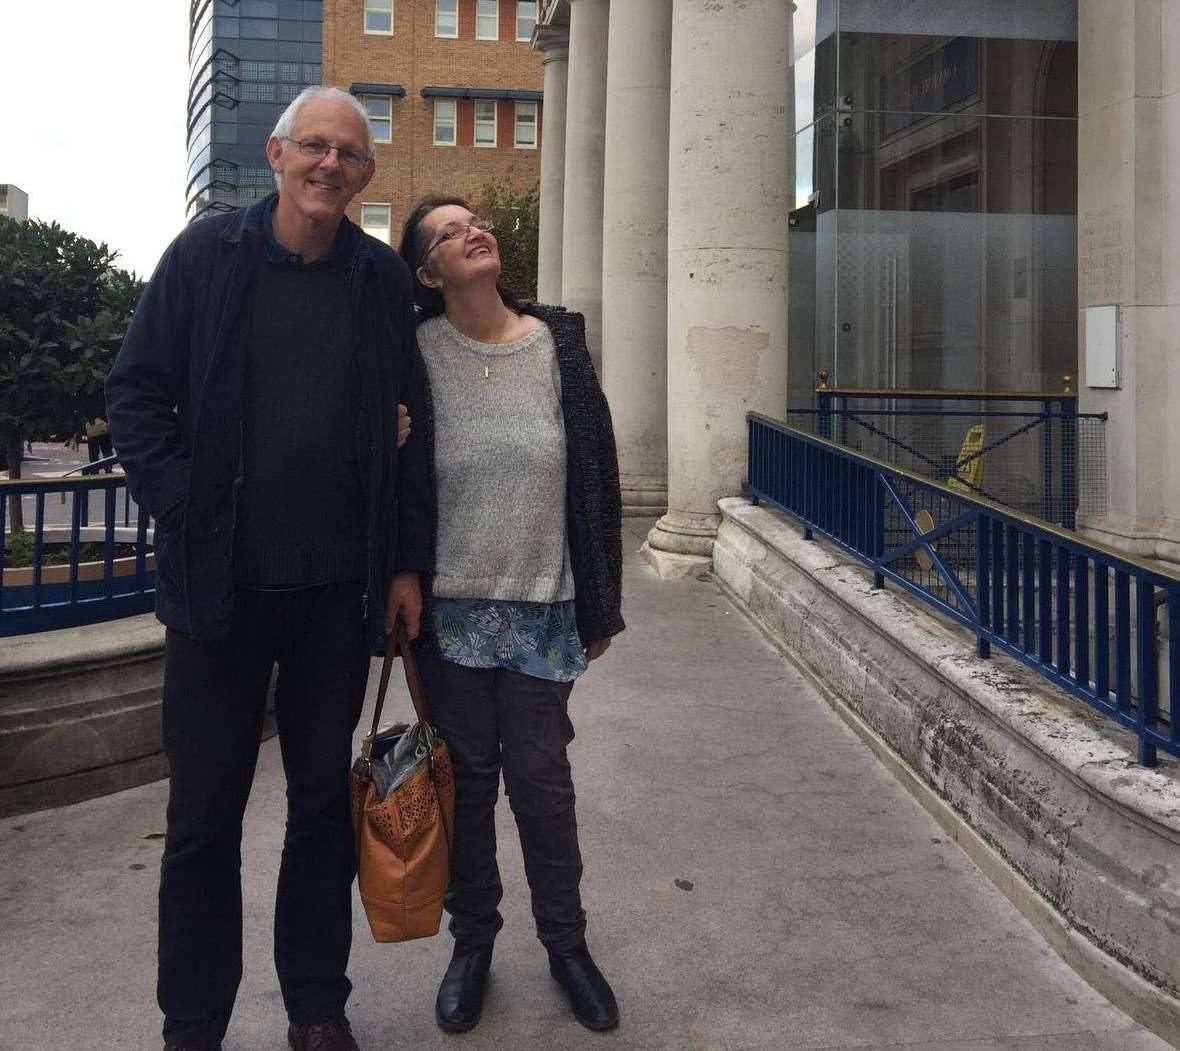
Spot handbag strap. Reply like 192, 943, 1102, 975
395, 621, 432, 725
362, 623, 432, 759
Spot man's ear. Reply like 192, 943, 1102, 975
265, 135, 284, 174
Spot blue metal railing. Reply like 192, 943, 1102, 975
0, 461, 156, 636
745, 413, 1179, 767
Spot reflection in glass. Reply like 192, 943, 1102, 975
838, 32, 1077, 120
787, 0, 1078, 403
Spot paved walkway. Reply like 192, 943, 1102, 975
0, 521, 1170, 1050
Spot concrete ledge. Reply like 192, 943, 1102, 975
714, 496, 1180, 1048
0, 614, 274, 818
0, 615, 169, 817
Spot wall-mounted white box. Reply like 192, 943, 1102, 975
1084, 304, 1120, 389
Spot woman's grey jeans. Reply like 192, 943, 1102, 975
414, 641, 588, 953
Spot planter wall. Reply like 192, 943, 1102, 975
0, 614, 275, 818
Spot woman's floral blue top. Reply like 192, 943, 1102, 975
432, 598, 588, 683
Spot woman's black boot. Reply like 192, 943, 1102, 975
435, 944, 493, 1033
548, 942, 619, 1032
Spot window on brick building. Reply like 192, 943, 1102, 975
514, 101, 537, 148
516, 1, 537, 41
476, 0, 498, 40
361, 203, 392, 244
360, 95, 392, 143
474, 100, 497, 147
435, 0, 458, 37
433, 99, 457, 145
364, 0, 393, 34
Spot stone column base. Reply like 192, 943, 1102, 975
639, 542, 711, 579
641, 508, 718, 577
621, 475, 668, 518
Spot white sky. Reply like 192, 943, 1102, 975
0, 1, 191, 279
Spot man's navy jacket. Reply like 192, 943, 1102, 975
106, 194, 431, 652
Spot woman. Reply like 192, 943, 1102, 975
397, 196, 624, 1035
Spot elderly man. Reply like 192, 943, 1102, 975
106, 87, 428, 1051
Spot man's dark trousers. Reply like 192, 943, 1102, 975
158, 581, 369, 1046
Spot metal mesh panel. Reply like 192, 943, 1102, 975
786, 398, 1107, 528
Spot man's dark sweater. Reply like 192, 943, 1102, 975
232, 215, 368, 587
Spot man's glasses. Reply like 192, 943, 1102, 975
282, 136, 372, 169
423, 219, 495, 261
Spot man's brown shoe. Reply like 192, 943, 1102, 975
288, 1017, 360, 1051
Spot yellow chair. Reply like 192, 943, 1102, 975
915, 424, 985, 571
948, 423, 985, 495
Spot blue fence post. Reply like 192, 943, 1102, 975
1061, 382, 1078, 530
69, 486, 83, 604
1073, 553, 1090, 689
1115, 571, 1132, 716
976, 513, 991, 658
1094, 562, 1110, 702
1056, 545, 1072, 677
803, 441, 814, 540
1169, 590, 1180, 755
1041, 398, 1054, 522
1136, 581, 1159, 767
746, 416, 759, 505
873, 471, 885, 588
0, 485, 6, 594
31, 493, 45, 610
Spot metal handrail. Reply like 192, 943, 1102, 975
814, 369, 1076, 400
816, 386, 1077, 401
745, 413, 1180, 767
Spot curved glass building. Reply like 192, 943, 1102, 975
186, 0, 324, 221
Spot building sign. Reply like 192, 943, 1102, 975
880, 36, 979, 137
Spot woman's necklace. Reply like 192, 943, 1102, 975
447, 309, 519, 379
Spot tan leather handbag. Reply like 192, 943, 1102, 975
349, 624, 455, 942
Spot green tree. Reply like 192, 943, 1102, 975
472, 174, 539, 300
0, 216, 142, 530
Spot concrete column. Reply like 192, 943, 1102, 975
601, 0, 672, 517
642, 0, 792, 576
1077, 1, 1180, 561
561, 0, 610, 371
535, 26, 569, 304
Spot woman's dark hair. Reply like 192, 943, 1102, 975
397, 194, 527, 320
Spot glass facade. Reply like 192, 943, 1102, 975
187, 0, 324, 221
789, 1, 1078, 408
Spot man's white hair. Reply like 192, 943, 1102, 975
270, 86, 375, 188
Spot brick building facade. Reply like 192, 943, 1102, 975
323, 0, 544, 245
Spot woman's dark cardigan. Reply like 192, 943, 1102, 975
411, 302, 625, 647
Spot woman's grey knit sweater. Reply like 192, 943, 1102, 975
417, 315, 575, 602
